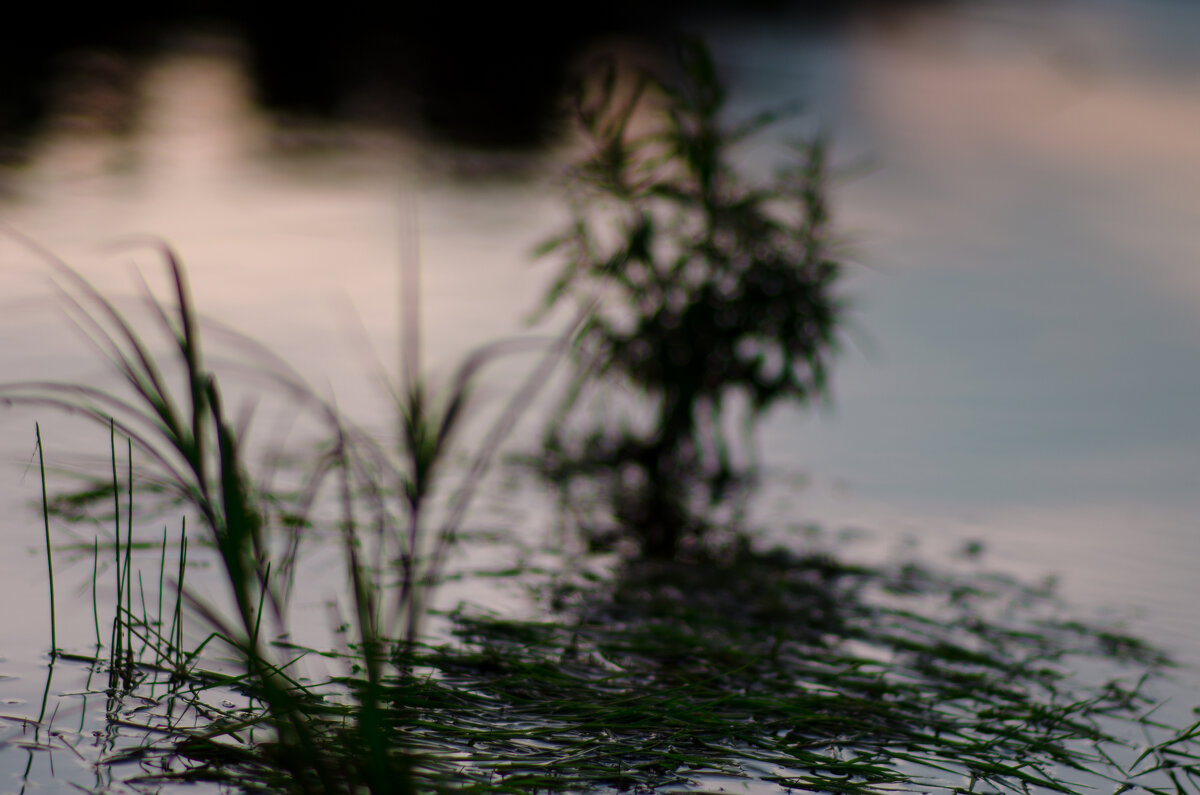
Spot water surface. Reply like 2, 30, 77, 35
3, 2, 1200, 789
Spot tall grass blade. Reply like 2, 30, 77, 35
92, 537, 100, 649
125, 434, 134, 675
36, 424, 56, 656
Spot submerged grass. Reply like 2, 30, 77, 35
27, 477, 1200, 795
364, 545, 1196, 794
91, 538, 1186, 794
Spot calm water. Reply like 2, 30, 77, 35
3, 1, 1200, 790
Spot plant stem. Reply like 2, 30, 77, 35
36, 423, 56, 656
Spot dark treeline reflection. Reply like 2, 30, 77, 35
0, 0, 955, 157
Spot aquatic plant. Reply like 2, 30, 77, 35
4, 49, 1198, 791
8, 230, 1200, 795
1, 220, 577, 793
342, 541, 1200, 794
534, 39, 844, 558
0, 232, 421, 793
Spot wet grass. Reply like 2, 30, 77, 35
58, 540, 1193, 795
1, 233, 427, 793
3, 235, 1200, 794
372, 546, 1194, 794
19, 472, 1200, 795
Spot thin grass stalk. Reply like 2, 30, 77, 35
170, 520, 186, 672
164, 248, 209, 501
36, 424, 56, 656
109, 418, 122, 688
204, 378, 258, 644
92, 537, 101, 649
137, 572, 150, 663
396, 204, 426, 654
125, 436, 134, 674
253, 562, 270, 647
156, 527, 166, 671
338, 434, 379, 670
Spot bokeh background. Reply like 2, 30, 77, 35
3, 3, 1200, 776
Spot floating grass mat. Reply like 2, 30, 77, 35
39, 536, 1200, 794
354, 544, 1197, 794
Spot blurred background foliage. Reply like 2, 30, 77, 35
0, 0, 957, 160
535, 40, 844, 558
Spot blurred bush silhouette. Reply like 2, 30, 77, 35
535, 40, 845, 558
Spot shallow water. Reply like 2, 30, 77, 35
3, 1, 1200, 789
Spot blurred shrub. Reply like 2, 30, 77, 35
536, 40, 845, 557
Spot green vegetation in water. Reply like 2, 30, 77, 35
3, 38, 1200, 795
533, 39, 843, 558
2, 232, 429, 794
17, 461, 1200, 794
397, 545, 1196, 794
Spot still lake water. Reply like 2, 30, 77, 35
3, 1, 1200, 790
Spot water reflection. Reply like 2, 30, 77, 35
3, 0, 1199, 644
716, 5, 1200, 514
707, 0, 1200, 662
3, 2, 1200, 789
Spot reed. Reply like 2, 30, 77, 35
5, 52, 1199, 789
11, 234, 1200, 794
2, 219, 573, 793
1, 232, 406, 792
35, 423, 56, 656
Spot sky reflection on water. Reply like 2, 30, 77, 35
2, 1, 1200, 787
707, 1, 1200, 661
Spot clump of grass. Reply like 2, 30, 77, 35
369, 542, 1198, 794
35, 423, 57, 656
10, 237, 1200, 795
4, 224, 574, 794
6, 184, 1199, 794
2, 232, 420, 793
96, 528, 1190, 795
